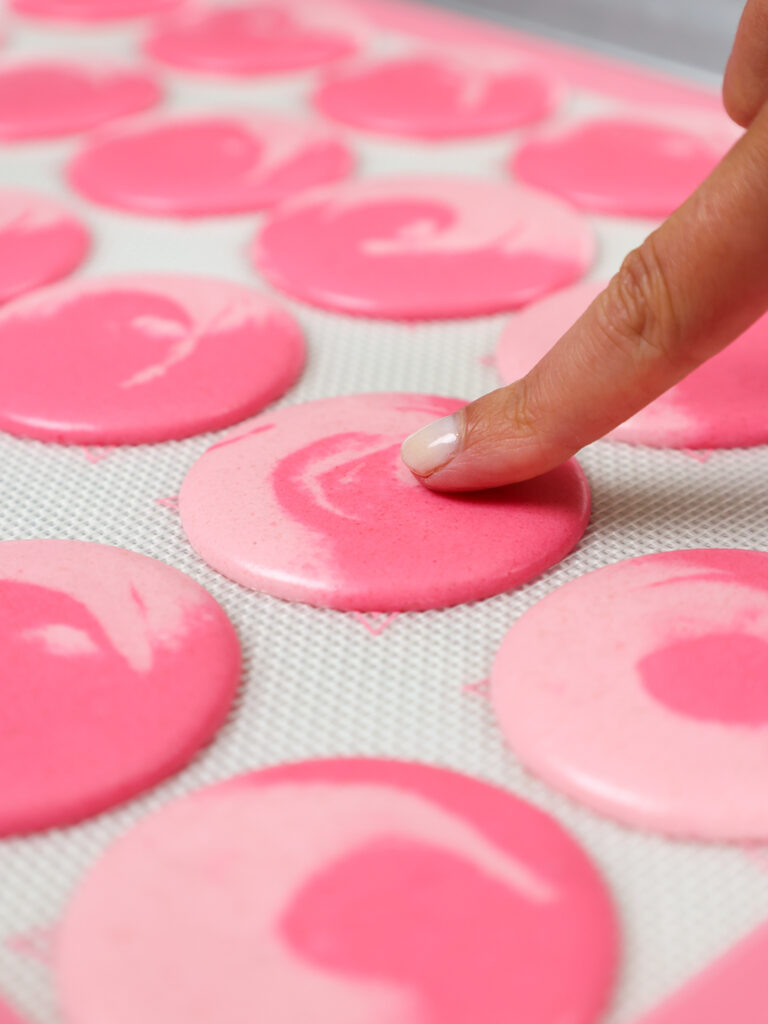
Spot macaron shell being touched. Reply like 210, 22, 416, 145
179, 392, 591, 611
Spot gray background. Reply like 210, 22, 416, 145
427, 0, 744, 77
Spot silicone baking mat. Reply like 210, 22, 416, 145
1, 2, 768, 1021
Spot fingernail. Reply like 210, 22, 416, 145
401, 413, 460, 477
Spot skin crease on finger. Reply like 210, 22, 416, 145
401, 10, 768, 493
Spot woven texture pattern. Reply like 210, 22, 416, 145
1, 6, 768, 1023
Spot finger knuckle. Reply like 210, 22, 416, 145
465, 381, 544, 453
506, 378, 539, 429
499, 380, 546, 449
594, 238, 685, 369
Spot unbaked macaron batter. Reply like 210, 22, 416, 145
10, 0, 179, 20
313, 51, 558, 138
0, 59, 161, 141
252, 176, 594, 318
492, 549, 768, 839
0, 190, 89, 305
511, 113, 735, 217
68, 112, 353, 217
179, 392, 591, 611
56, 759, 618, 1024
0, 540, 240, 836
145, 1, 361, 75
0, 274, 304, 444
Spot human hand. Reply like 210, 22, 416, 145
401, 0, 768, 490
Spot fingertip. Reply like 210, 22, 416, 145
722, 0, 768, 128
400, 412, 460, 480
420, 443, 562, 492
723, 66, 759, 128
402, 386, 564, 492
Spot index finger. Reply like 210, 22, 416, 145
402, 101, 768, 491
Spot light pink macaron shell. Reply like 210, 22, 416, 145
0, 189, 90, 305
0, 273, 305, 444
56, 759, 619, 1024
253, 176, 594, 319
0, 60, 161, 141
496, 277, 768, 448
492, 548, 768, 839
0, 539, 241, 836
179, 392, 591, 611
0, 995, 27, 1024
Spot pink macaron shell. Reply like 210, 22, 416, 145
512, 113, 737, 217
632, 918, 768, 1024
0, 190, 90, 305
0, 540, 241, 836
492, 549, 768, 840
179, 392, 591, 611
0, 274, 304, 444
68, 112, 353, 217
56, 759, 618, 1024
0, 996, 27, 1024
11, 0, 180, 21
496, 278, 604, 385
0, 60, 161, 141
252, 177, 594, 319
496, 278, 768, 448
144, 1, 362, 76
313, 51, 559, 139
